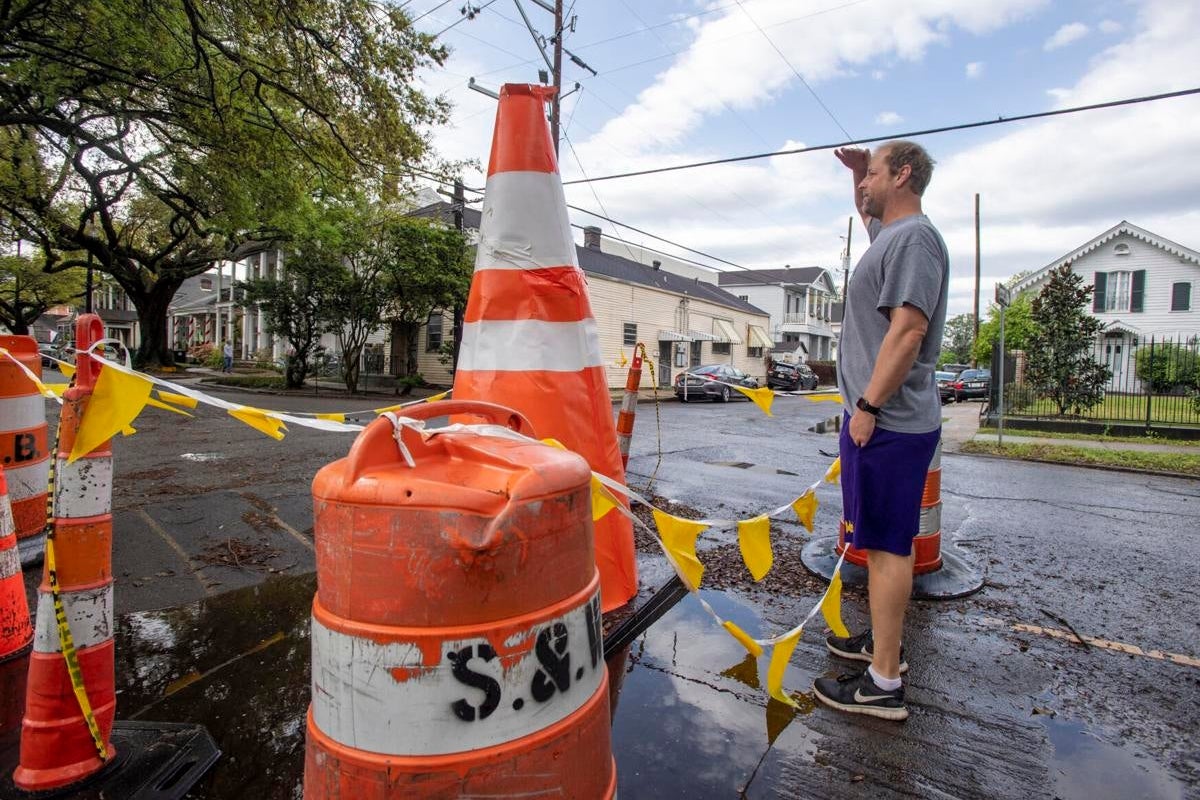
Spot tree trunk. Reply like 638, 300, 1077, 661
405, 321, 419, 378
130, 279, 184, 368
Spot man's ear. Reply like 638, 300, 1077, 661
894, 163, 912, 189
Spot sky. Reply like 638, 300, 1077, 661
408, 0, 1200, 319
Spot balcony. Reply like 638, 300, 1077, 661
780, 313, 832, 332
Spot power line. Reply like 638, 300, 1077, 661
410, 0, 456, 24
733, 0, 851, 139
563, 86, 1200, 185
562, 131, 642, 262
433, 0, 502, 38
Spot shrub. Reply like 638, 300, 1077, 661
188, 342, 214, 364
1135, 342, 1200, 393
205, 374, 285, 389
806, 360, 837, 387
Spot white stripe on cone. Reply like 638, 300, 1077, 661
918, 502, 941, 536
311, 592, 604, 756
53, 457, 113, 519
458, 319, 603, 373
476, 171, 576, 272
4, 460, 49, 503
0, 395, 48, 432
0, 546, 19, 580
928, 438, 942, 471
32, 584, 114, 652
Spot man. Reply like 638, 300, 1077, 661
812, 141, 949, 721
222, 340, 233, 373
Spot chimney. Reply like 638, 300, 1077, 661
652, 260, 661, 270
583, 225, 602, 249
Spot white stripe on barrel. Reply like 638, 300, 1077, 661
0, 395, 48, 433
928, 438, 942, 472
5, 460, 49, 505
311, 591, 605, 756
32, 585, 114, 652
52, 457, 113, 519
476, 171, 576, 272
458, 319, 603, 373
918, 502, 941, 536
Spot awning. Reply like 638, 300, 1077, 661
658, 330, 692, 342
748, 325, 773, 349
687, 329, 719, 342
712, 319, 742, 344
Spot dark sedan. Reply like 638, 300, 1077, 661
953, 368, 991, 401
935, 370, 957, 403
675, 364, 759, 402
767, 361, 818, 391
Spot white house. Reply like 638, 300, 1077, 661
716, 267, 839, 361
1011, 221, 1200, 390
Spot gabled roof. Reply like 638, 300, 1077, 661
717, 266, 830, 289
1013, 221, 1200, 295
409, 200, 483, 230
576, 246, 766, 315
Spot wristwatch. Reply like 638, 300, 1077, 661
855, 396, 881, 416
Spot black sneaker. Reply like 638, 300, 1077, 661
813, 671, 908, 721
826, 629, 908, 674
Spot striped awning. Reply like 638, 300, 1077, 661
658, 330, 692, 342
748, 325, 773, 349
712, 319, 743, 344
687, 329, 719, 342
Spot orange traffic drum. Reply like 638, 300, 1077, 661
0, 336, 49, 567
304, 401, 616, 799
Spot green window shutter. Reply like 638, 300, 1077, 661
1172, 282, 1191, 312
1093, 272, 1106, 312
1130, 270, 1146, 313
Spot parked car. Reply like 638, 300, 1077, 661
37, 344, 59, 370
675, 364, 758, 402
767, 361, 818, 391
952, 368, 991, 401
935, 370, 957, 404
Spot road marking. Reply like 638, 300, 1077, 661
980, 616, 1200, 669
136, 508, 217, 596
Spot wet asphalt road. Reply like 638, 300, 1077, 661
8, 383, 1200, 799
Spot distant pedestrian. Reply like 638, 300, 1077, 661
812, 141, 949, 721
222, 341, 233, 373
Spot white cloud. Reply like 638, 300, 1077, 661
871, 70, 886, 80
875, 111, 903, 125
965, 61, 984, 78
1099, 19, 1122, 34
1043, 21, 1089, 50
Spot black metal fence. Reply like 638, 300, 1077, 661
994, 335, 1200, 430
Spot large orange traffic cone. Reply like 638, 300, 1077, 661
0, 465, 33, 662
14, 315, 118, 792
453, 83, 637, 612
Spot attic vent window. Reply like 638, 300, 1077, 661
1113, 243, 1131, 255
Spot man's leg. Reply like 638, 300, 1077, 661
866, 548, 914, 679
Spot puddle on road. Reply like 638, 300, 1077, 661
180, 452, 228, 462
706, 460, 800, 477
1038, 710, 1185, 800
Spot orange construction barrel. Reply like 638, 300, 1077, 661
0, 335, 50, 567
304, 400, 616, 799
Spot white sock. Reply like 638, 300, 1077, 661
868, 664, 902, 691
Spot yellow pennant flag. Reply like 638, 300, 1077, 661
791, 490, 818, 533
615, 348, 628, 368
373, 403, 404, 415
737, 515, 773, 581
156, 390, 197, 409
228, 406, 288, 441
316, 412, 347, 424
766, 629, 802, 707
591, 475, 618, 521
69, 366, 154, 462
820, 569, 850, 638
58, 362, 77, 379
733, 385, 774, 416
541, 438, 567, 450
824, 457, 841, 484
722, 621, 764, 657
48, 383, 69, 397
651, 509, 708, 590
121, 425, 136, 436
424, 389, 451, 403
146, 397, 193, 417
805, 392, 843, 403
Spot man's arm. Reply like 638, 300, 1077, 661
847, 303, 929, 446
834, 147, 872, 230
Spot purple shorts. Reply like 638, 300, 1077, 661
839, 413, 940, 556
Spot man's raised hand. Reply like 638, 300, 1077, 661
834, 147, 870, 172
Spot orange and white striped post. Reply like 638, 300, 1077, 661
14, 314, 117, 792
0, 335, 51, 568
0, 465, 33, 662
452, 83, 637, 613
615, 345, 644, 469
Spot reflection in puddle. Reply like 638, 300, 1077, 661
1040, 713, 1185, 800
180, 452, 227, 462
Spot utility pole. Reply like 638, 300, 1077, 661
550, 0, 563, 155
451, 179, 466, 373
973, 192, 981, 367
841, 216, 852, 300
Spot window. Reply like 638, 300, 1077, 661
748, 346, 763, 358
1093, 269, 1145, 313
738, 295, 749, 302
1113, 243, 1130, 255
712, 342, 731, 356
426, 313, 443, 351
1103, 270, 1130, 311
622, 322, 637, 346
1172, 282, 1191, 311
200, 278, 213, 290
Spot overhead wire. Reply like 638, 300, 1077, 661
563, 86, 1200, 185
410, 0, 456, 24
562, 130, 642, 262
432, 0, 502, 38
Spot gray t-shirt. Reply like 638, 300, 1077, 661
836, 214, 949, 433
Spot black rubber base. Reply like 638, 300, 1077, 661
0, 720, 220, 799
799, 536, 985, 600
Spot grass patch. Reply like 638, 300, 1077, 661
203, 374, 287, 390
979, 426, 1200, 448
961, 441, 1200, 476
1015, 393, 1199, 424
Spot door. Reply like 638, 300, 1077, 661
658, 342, 672, 388
690, 341, 702, 367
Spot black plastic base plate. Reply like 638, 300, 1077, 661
799, 536, 985, 600
0, 720, 220, 800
